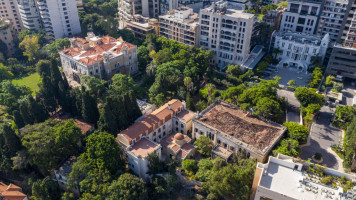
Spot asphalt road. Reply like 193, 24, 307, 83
300, 105, 343, 169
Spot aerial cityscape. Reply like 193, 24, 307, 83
0, 0, 356, 199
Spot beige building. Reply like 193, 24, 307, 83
192, 100, 286, 162
252, 154, 356, 200
126, 15, 159, 38
59, 33, 138, 83
0, 0, 23, 34
159, 7, 199, 46
0, 19, 16, 56
161, 132, 196, 160
117, 99, 196, 178
199, 1, 255, 70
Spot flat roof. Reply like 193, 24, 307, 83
196, 101, 285, 153
259, 157, 345, 200
130, 138, 159, 158
176, 109, 195, 122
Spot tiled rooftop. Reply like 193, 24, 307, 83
0, 182, 27, 200
61, 35, 136, 66
176, 109, 196, 122
119, 99, 184, 144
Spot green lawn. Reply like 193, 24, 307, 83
12, 72, 41, 95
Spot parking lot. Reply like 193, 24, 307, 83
263, 65, 310, 87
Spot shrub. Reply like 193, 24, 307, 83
314, 152, 322, 160
182, 159, 197, 173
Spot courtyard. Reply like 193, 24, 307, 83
263, 64, 311, 87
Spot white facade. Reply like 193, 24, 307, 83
198, 1, 254, 70
280, 0, 321, 35
253, 154, 356, 200
273, 31, 329, 70
37, 0, 81, 39
17, 0, 42, 31
17, 0, 81, 39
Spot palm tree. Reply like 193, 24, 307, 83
145, 61, 157, 77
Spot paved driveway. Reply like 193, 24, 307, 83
300, 105, 343, 169
342, 82, 355, 106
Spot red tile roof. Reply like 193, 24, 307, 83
181, 143, 195, 152
61, 47, 82, 56
101, 35, 117, 43
119, 99, 184, 144
0, 182, 27, 200
80, 43, 115, 57
78, 55, 104, 65
177, 150, 187, 159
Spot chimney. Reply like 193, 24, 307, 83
167, 104, 171, 110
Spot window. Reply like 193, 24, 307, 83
176, 121, 178, 125
163, 125, 166, 129
181, 124, 184, 128
176, 127, 178, 131
195, 128, 198, 133
217, 140, 221, 144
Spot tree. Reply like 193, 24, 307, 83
36, 60, 51, 76
226, 64, 243, 77
272, 48, 282, 58
277, 1, 288, 8
137, 46, 150, 71
43, 38, 70, 57
304, 103, 321, 115
19, 35, 41, 62
343, 118, 356, 170
107, 173, 148, 200
325, 75, 335, 87
31, 177, 60, 200
0, 122, 22, 172
273, 138, 301, 157
184, 77, 193, 92
0, 80, 31, 107
284, 122, 309, 144
221, 85, 246, 104
81, 90, 99, 124
186, 92, 195, 111
84, 131, 125, 174
288, 80, 296, 86
110, 74, 137, 95
147, 153, 161, 175
0, 63, 13, 81
194, 136, 212, 157
182, 159, 197, 173
20, 120, 81, 173
81, 75, 107, 99
255, 97, 284, 123
294, 87, 325, 108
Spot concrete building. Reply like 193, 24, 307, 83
252, 154, 356, 200
0, 19, 17, 56
117, 99, 196, 178
0, 0, 24, 33
126, 15, 159, 38
17, 0, 81, 39
272, 31, 330, 71
118, 0, 159, 29
280, 0, 321, 35
199, 1, 254, 70
317, 0, 349, 44
54, 156, 80, 196
192, 100, 286, 162
338, 0, 356, 43
59, 33, 138, 83
159, 7, 199, 46
0, 182, 28, 200
326, 44, 356, 79
17, 0, 41, 31
262, 8, 284, 30
160, 0, 179, 15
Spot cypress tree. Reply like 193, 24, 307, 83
81, 91, 99, 124
123, 93, 134, 122
129, 90, 142, 120
186, 92, 195, 111
28, 95, 48, 123
13, 110, 25, 128
114, 95, 129, 130
98, 98, 118, 134
36, 60, 51, 76
37, 75, 57, 114
19, 97, 34, 125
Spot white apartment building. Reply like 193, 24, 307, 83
272, 31, 329, 71
160, 0, 179, 15
253, 154, 356, 200
17, 0, 81, 39
159, 7, 199, 46
280, 0, 321, 35
199, 1, 254, 70
317, 0, 349, 44
17, 0, 42, 31
37, 0, 81, 39
59, 33, 138, 82
0, 0, 24, 34
117, 99, 196, 178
